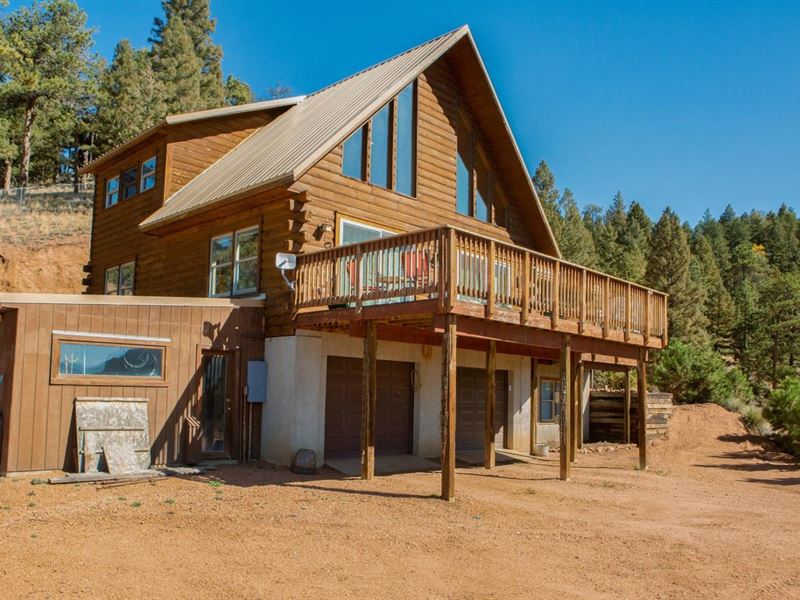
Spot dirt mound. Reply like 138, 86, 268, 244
662, 403, 749, 451
0, 233, 89, 293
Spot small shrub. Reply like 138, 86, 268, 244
163, 498, 175, 505
30, 478, 47, 486
764, 377, 800, 450
208, 480, 223, 488
130, 501, 141, 508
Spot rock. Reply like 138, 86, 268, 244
291, 449, 317, 475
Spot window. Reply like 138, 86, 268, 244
140, 155, 157, 192
341, 81, 417, 197
539, 379, 562, 422
209, 226, 259, 297
455, 115, 503, 225
343, 126, 366, 180
369, 105, 392, 188
395, 83, 416, 196
52, 332, 168, 386
122, 167, 138, 199
339, 218, 393, 245
105, 261, 135, 295
105, 176, 119, 208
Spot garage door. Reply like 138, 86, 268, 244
325, 357, 414, 458
456, 367, 508, 451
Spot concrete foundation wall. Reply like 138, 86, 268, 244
262, 332, 592, 467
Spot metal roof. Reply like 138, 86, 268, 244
80, 96, 304, 175
140, 26, 470, 229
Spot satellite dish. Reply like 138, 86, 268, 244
275, 253, 297, 291
275, 253, 296, 270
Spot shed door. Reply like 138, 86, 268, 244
325, 357, 413, 458
456, 367, 508, 451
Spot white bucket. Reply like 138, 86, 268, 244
531, 443, 549, 458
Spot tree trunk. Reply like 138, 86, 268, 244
2, 160, 11, 196
18, 98, 37, 190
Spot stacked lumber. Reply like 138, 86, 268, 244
588, 391, 673, 443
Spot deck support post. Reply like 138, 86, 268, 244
559, 334, 571, 481
624, 366, 632, 444
569, 352, 578, 463
360, 320, 377, 480
530, 357, 539, 453
485, 339, 496, 469
441, 314, 457, 500
637, 348, 648, 470
576, 359, 584, 451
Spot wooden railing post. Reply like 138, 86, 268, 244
437, 229, 447, 312
625, 283, 632, 342
602, 276, 610, 338
521, 252, 531, 326
644, 291, 651, 346
579, 269, 587, 335
486, 240, 495, 319
447, 228, 457, 312
354, 245, 363, 314
662, 294, 669, 346
551, 261, 560, 330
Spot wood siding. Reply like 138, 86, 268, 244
87, 112, 280, 295
0, 299, 263, 473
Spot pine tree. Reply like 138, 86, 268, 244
0, 114, 18, 193
151, 0, 223, 108
691, 233, 735, 350
764, 205, 800, 273
150, 15, 203, 115
752, 271, 800, 387
557, 188, 597, 268
224, 74, 253, 106
696, 209, 731, 277
646, 208, 708, 342
532, 160, 562, 240
95, 40, 164, 153
728, 242, 770, 379
0, 0, 95, 188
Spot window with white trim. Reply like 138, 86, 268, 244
105, 261, 135, 295
140, 155, 157, 192
209, 226, 259, 297
539, 379, 562, 422
105, 176, 119, 208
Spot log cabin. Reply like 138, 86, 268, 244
0, 26, 665, 498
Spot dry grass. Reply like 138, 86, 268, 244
0, 200, 91, 246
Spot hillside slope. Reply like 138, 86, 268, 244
0, 200, 91, 294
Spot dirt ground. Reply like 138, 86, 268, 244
1, 403, 799, 599
0, 233, 89, 294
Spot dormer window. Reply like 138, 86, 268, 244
122, 167, 138, 200
105, 176, 119, 208
341, 81, 416, 197
140, 156, 157, 192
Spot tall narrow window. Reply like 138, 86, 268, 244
209, 234, 233, 297
475, 156, 491, 223
456, 134, 471, 217
233, 227, 259, 294
369, 104, 391, 189
140, 156, 157, 192
539, 379, 561, 422
122, 167, 138, 199
395, 83, 415, 196
119, 261, 135, 295
342, 126, 366, 180
105, 176, 119, 208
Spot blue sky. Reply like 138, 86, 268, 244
32, 0, 800, 223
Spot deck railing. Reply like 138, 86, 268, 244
294, 226, 668, 346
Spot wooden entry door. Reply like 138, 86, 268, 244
200, 351, 235, 457
325, 356, 414, 458
456, 367, 508, 451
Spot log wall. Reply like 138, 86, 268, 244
588, 391, 673, 443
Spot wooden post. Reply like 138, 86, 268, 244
662, 294, 669, 346
361, 321, 377, 480
486, 241, 495, 319
579, 269, 587, 335
485, 340, 496, 469
355, 245, 363, 314
623, 366, 631, 444
602, 276, 610, 338
530, 357, 539, 452
576, 359, 584, 451
521, 253, 531, 325
625, 283, 632, 342
637, 348, 648, 470
441, 314, 457, 500
551, 261, 561, 330
559, 335, 571, 481
447, 228, 457, 312
643, 291, 651, 346
569, 352, 578, 463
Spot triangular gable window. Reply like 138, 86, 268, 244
342, 81, 417, 197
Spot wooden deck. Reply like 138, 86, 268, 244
294, 225, 667, 350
